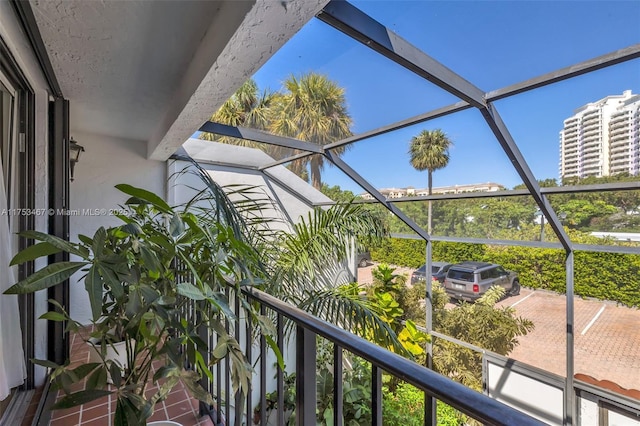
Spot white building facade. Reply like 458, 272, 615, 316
359, 182, 504, 200
559, 90, 640, 179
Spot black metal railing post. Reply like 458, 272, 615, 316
246, 288, 545, 426
296, 325, 317, 426
234, 292, 242, 426
277, 313, 285, 425
333, 344, 343, 426
258, 305, 267, 426
372, 365, 382, 426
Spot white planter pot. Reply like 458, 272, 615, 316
147, 422, 183, 426
87, 338, 135, 383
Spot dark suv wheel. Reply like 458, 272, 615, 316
510, 279, 521, 296
357, 252, 371, 268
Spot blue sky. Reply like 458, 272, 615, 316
250, 1, 640, 194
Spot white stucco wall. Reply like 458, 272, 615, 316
169, 159, 319, 230
68, 131, 165, 324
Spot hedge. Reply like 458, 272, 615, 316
370, 238, 640, 307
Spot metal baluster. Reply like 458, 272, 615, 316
372, 365, 382, 426
276, 313, 284, 426
259, 305, 267, 425
246, 302, 253, 424
296, 326, 316, 426
333, 344, 343, 426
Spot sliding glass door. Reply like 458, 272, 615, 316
0, 36, 36, 392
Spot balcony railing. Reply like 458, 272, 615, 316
192, 288, 545, 426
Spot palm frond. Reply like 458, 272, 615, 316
298, 284, 406, 355
274, 202, 386, 284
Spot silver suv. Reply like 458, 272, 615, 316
443, 261, 520, 302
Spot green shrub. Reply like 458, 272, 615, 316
370, 238, 426, 268
382, 382, 467, 426
370, 238, 485, 268
371, 237, 640, 307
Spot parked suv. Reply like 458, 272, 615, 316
443, 261, 520, 302
410, 262, 453, 285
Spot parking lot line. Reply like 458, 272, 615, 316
509, 291, 535, 308
581, 305, 606, 335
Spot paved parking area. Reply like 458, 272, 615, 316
357, 264, 640, 391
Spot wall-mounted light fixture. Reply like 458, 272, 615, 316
69, 137, 85, 182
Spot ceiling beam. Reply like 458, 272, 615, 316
200, 122, 324, 154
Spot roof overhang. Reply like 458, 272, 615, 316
30, 0, 327, 159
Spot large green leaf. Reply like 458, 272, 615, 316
120, 222, 142, 236
4, 262, 87, 294
9, 242, 61, 266
38, 312, 67, 322
139, 244, 161, 273
265, 335, 284, 370
85, 266, 104, 321
69, 363, 102, 383
109, 362, 122, 388
181, 371, 215, 405
51, 390, 112, 409
85, 366, 107, 390
114, 397, 141, 426
98, 264, 124, 299
31, 359, 61, 369
18, 230, 87, 258
78, 234, 94, 246
92, 227, 106, 257
176, 282, 205, 301
115, 184, 171, 214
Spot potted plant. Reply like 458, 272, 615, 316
5, 184, 268, 425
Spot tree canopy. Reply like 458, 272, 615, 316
201, 74, 352, 190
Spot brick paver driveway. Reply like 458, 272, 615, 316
357, 264, 640, 392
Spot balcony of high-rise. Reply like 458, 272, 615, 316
582, 125, 601, 135
610, 122, 630, 132
582, 167, 603, 177
582, 133, 600, 141
562, 136, 578, 144
582, 121, 601, 130
582, 111, 601, 121
582, 140, 600, 148
610, 151, 631, 162
609, 144, 630, 155
611, 130, 630, 139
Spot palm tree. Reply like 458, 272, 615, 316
264, 202, 402, 350
269, 73, 352, 190
189, 161, 402, 350
200, 79, 272, 146
408, 129, 453, 234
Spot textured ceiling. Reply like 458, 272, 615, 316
30, 0, 245, 143
30, 0, 327, 160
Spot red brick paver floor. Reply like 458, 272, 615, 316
48, 332, 214, 426
358, 263, 640, 392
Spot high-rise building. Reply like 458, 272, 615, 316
559, 90, 640, 179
